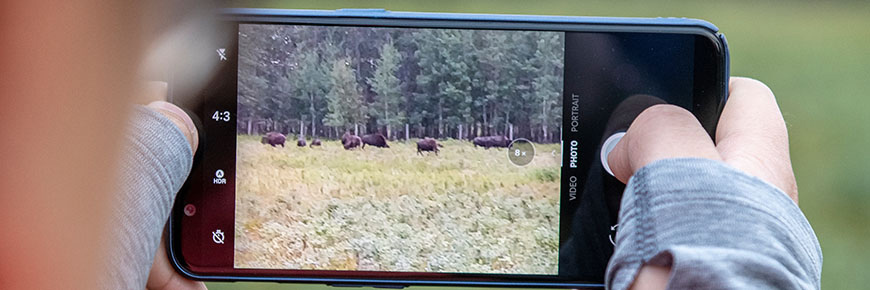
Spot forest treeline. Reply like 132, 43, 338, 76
238, 24, 564, 143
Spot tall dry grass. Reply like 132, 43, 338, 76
234, 135, 561, 274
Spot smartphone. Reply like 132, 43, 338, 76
167, 8, 729, 288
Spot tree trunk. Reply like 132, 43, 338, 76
530, 123, 536, 141
509, 123, 514, 140
476, 122, 481, 138
246, 118, 252, 135
405, 123, 409, 142
505, 111, 510, 137
310, 95, 317, 138
482, 105, 488, 136
438, 101, 444, 138
543, 124, 548, 143
384, 99, 389, 139
458, 124, 463, 140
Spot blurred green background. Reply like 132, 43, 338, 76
211, 0, 870, 289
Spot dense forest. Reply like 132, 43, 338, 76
238, 24, 564, 143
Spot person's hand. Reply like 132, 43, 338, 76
606, 77, 798, 290
140, 82, 199, 154
140, 82, 206, 290
607, 77, 797, 203
145, 235, 206, 290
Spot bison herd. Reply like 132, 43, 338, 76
472, 135, 511, 149
260, 131, 515, 156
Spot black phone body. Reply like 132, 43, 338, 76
168, 8, 729, 288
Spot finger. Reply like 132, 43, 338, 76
147, 101, 199, 155
146, 234, 208, 290
608, 104, 722, 183
151, 274, 207, 290
716, 77, 797, 202
630, 264, 671, 290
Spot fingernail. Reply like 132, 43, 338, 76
600, 132, 625, 177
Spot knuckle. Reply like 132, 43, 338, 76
732, 76, 776, 98
636, 104, 695, 124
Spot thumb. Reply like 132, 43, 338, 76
147, 101, 199, 155
608, 104, 721, 183
146, 234, 207, 290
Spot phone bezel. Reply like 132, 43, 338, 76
168, 8, 728, 288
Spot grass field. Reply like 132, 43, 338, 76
234, 135, 561, 274
212, 1, 870, 289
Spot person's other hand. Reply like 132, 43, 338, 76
140, 83, 205, 290
606, 77, 798, 290
145, 235, 206, 290
140, 82, 199, 153
608, 77, 797, 203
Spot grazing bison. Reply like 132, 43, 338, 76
416, 137, 443, 156
309, 138, 321, 148
343, 135, 362, 150
341, 132, 363, 150
361, 133, 390, 148
472, 135, 511, 149
341, 131, 353, 145
297, 135, 307, 147
261, 132, 286, 147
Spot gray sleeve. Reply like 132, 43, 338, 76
605, 158, 822, 290
100, 106, 193, 289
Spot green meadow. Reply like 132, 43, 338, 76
235, 135, 561, 274
212, 1, 870, 289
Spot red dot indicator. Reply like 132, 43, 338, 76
184, 204, 196, 216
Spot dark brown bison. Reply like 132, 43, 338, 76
297, 135, 307, 147
472, 135, 511, 149
416, 138, 443, 156
341, 132, 362, 150
341, 131, 353, 145
361, 133, 390, 148
261, 132, 286, 147
309, 138, 321, 148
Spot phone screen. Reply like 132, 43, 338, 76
173, 15, 725, 286
236, 24, 565, 275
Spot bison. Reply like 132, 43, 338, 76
416, 137, 443, 156
309, 138, 321, 148
261, 132, 286, 147
341, 131, 353, 145
472, 135, 511, 149
341, 132, 363, 150
297, 135, 307, 147
361, 133, 390, 148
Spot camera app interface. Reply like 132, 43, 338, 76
235, 24, 564, 274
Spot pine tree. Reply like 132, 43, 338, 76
324, 58, 368, 131
367, 39, 405, 139
288, 50, 329, 137
531, 32, 564, 142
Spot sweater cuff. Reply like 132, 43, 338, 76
605, 158, 821, 289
